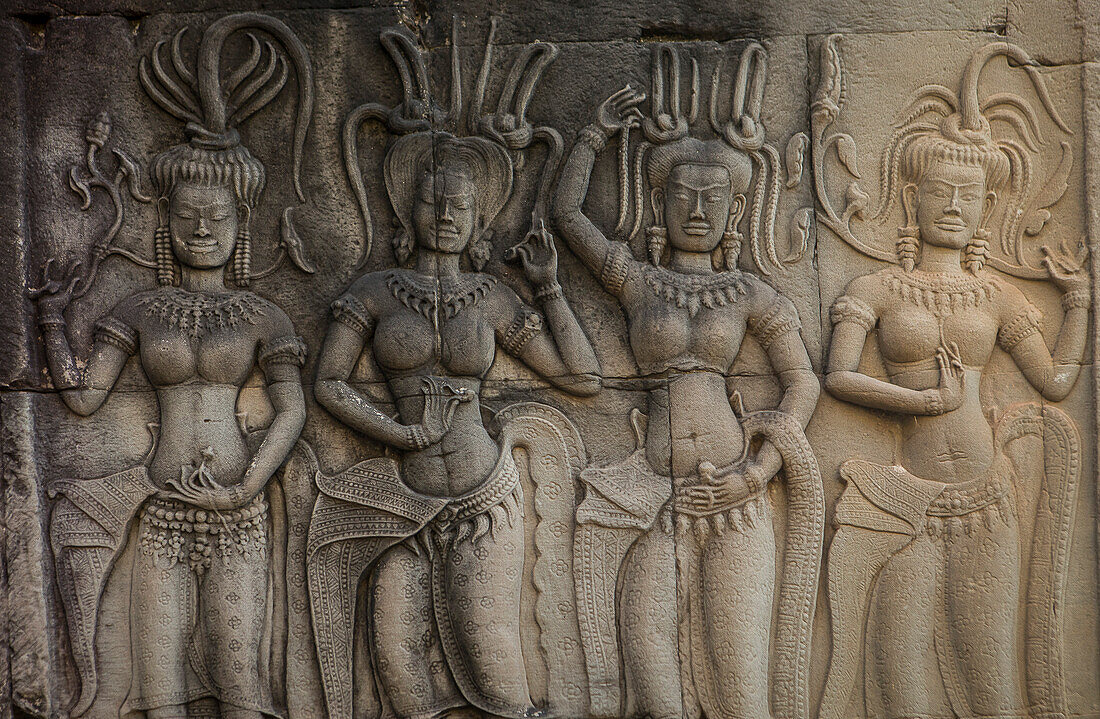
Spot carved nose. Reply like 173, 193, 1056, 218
691, 195, 706, 220
438, 200, 455, 223
194, 218, 211, 237
945, 189, 962, 213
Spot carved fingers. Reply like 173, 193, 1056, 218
30, 258, 85, 316
417, 376, 475, 445
933, 342, 965, 414
682, 460, 754, 511
507, 219, 559, 286
596, 85, 646, 136
1041, 239, 1090, 295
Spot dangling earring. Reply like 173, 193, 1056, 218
646, 225, 667, 266
155, 197, 176, 286
720, 229, 743, 271
467, 229, 492, 272
963, 227, 990, 275
392, 218, 414, 266
896, 225, 919, 271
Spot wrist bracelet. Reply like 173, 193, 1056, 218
534, 282, 564, 303
925, 392, 944, 416
1061, 289, 1091, 311
407, 424, 430, 451
38, 313, 67, 330
578, 125, 608, 153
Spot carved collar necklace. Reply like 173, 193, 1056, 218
883, 266, 998, 317
642, 264, 748, 317
385, 269, 498, 320
137, 287, 265, 339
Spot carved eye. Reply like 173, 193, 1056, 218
962, 193, 978, 202
174, 209, 196, 220
707, 195, 722, 203
210, 212, 231, 221
452, 198, 471, 210
674, 192, 689, 201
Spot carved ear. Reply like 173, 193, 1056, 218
650, 187, 665, 226
982, 190, 997, 227
727, 193, 746, 231
157, 196, 170, 227
901, 183, 919, 227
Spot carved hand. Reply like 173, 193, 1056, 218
161, 452, 245, 511
1041, 240, 1090, 295
31, 258, 84, 320
507, 220, 559, 288
595, 85, 646, 136
414, 376, 474, 446
682, 460, 767, 512
928, 341, 965, 415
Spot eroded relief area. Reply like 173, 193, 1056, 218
5, 7, 1098, 719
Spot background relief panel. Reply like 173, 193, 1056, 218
1, 2, 1097, 719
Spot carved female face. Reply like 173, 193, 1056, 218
656, 164, 738, 253
908, 158, 994, 250
169, 183, 239, 270
412, 167, 477, 255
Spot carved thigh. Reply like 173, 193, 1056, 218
867, 534, 950, 719
619, 525, 682, 719
195, 540, 270, 711
441, 518, 531, 714
129, 548, 198, 710
944, 513, 1022, 716
371, 542, 462, 719
697, 515, 775, 719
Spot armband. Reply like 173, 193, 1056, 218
997, 306, 1042, 351
501, 310, 544, 355
748, 295, 802, 351
830, 294, 876, 332
599, 242, 632, 295
258, 335, 307, 379
332, 293, 374, 336
93, 316, 138, 355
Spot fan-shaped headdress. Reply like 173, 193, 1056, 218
614, 43, 786, 275
814, 36, 1074, 277
139, 12, 315, 285
343, 19, 562, 268
873, 42, 1071, 271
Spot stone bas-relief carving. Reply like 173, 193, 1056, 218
815, 37, 1090, 719
306, 24, 599, 719
7, 6, 1100, 719
553, 45, 823, 719
32, 14, 313, 719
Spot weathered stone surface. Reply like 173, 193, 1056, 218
2, 2, 1099, 718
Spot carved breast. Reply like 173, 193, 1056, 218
372, 307, 496, 378
628, 298, 746, 374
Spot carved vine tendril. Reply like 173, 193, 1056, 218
29, 113, 154, 302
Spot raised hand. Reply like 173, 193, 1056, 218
1041, 238, 1089, 295
595, 85, 646, 137
932, 341, 965, 414
506, 220, 559, 287
416, 376, 475, 446
30, 258, 85, 319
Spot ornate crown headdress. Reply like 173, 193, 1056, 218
139, 12, 316, 282
814, 36, 1074, 278
344, 19, 562, 268
34, 14, 315, 302
613, 43, 787, 275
